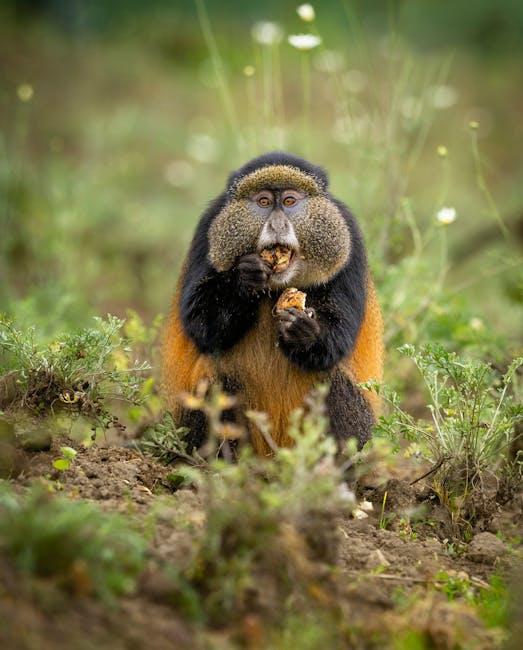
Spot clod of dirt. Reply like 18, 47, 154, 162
365, 549, 390, 570
466, 532, 507, 565
19, 429, 52, 452
380, 478, 418, 511
0, 420, 27, 479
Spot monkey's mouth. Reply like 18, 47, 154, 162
259, 244, 296, 274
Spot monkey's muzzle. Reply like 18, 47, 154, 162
260, 245, 294, 274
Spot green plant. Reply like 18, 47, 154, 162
165, 386, 355, 625
474, 574, 510, 629
140, 411, 195, 465
401, 344, 522, 470
434, 569, 474, 601
52, 445, 77, 472
372, 344, 523, 534
0, 484, 146, 600
0, 314, 150, 430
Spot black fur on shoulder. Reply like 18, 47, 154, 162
226, 151, 329, 195
277, 197, 368, 372
180, 193, 260, 353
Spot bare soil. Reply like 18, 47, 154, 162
1, 438, 522, 650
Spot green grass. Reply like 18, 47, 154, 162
0, 314, 150, 432
0, 484, 146, 600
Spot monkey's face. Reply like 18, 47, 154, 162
208, 166, 351, 288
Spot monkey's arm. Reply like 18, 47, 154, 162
277, 303, 354, 371
181, 254, 271, 353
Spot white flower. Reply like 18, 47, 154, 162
288, 33, 322, 50
429, 84, 458, 109
436, 206, 457, 225
186, 134, 218, 164
17, 83, 33, 102
469, 317, 484, 331
251, 21, 284, 46
164, 160, 194, 188
297, 3, 315, 22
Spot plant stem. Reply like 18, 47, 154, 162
470, 127, 508, 238
195, 0, 241, 148
301, 52, 311, 157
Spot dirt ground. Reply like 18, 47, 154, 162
1, 438, 522, 650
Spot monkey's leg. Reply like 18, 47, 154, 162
179, 376, 243, 457
325, 371, 374, 449
176, 407, 206, 454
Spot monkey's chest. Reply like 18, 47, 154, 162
216, 301, 320, 422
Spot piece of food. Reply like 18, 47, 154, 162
260, 245, 292, 273
275, 287, 307, 312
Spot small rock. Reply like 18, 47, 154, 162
98, 487, 111, 500
352, 508, 369, 520
466, 532, 507, 564
366, 549, 390, 570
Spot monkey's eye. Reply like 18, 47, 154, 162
257, 196, 272, 208
283, 196, 297, 207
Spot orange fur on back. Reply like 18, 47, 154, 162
161, 275, 214, 417
343, 275, 384, 412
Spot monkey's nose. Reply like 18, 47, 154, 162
267, 210, 291, 236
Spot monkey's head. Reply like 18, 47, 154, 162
207, 152, 351, 288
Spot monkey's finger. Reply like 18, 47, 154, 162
277, 311, 298, 324
237, 255, 272, 274
282, 309, 317, 327
241, 269, 268, 281
238, 267, 268, 281
288, 316, 320, 338
278, 320, 294, 333
277, 307, 304, 322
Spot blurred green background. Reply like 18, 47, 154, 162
1, 0, 522, 368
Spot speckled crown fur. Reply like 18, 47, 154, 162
231, 165, 324, 199
226, 151, 329, 199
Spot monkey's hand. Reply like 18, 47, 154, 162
277, 307, 320, 347
236, 253, 272, 294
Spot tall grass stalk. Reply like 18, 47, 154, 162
195, 0, 242, 150
469, 125, 508, 238
301, 52, 312, 157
